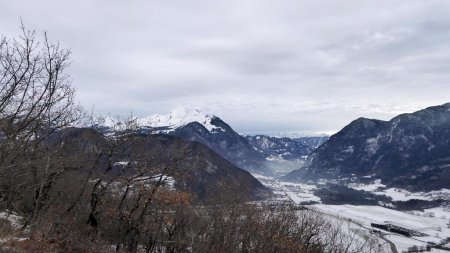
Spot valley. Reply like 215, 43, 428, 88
254, 174, 450, 253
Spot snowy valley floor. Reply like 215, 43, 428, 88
253, 174, 450, 253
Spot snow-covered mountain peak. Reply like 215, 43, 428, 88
137, 107, 219, 132
87, 108, 224, 133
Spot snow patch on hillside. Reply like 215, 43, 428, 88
348, 179, 450, 201
253, 174, 320, 204
375, 188, 450, 201
348, 179, 385, 191
0, 211, 22, 228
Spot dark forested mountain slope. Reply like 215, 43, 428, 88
286, 103, 450, 191
54, 127, 271, 200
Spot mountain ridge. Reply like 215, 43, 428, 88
285, 103, 450, 191
88, 108, 274, 175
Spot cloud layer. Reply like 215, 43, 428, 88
2, 0, 450, 135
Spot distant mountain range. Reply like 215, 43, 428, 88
244, 135, 328, 174
245, 135, 328, 160
87, 103, 450, 194
90, 108, 326, 176
286, 103, 450, 191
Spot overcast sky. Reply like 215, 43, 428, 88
2, 0, 450, 135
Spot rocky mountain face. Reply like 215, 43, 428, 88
294, 136, 329, 150
286, 103, 450, 191
52, 127, 271, 200
173, 120, 273, 175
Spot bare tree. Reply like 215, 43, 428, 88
0, 23, 81, 218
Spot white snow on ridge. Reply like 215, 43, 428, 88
137, 108, 220, 132
96, 108, 224, 133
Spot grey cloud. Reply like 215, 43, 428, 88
2, 0, 450, 135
